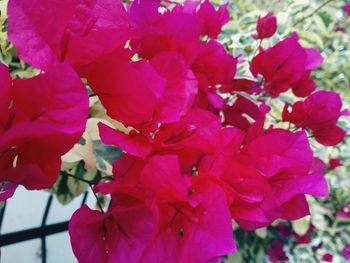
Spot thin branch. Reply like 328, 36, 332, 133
60, 172, 105, 213
293, 0, 335, 27
61, 171, 96, 185
249, 39, 263, 64
89, 185, 105, 213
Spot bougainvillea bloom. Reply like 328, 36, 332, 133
0, 182, 17, 201
87, 155, 235, 263
98, 108, 224, 171
234, 129, 328, 229
252, 12, 277, 40
344, 4, 350, 16
69, 201, 157, 263
293, 224, 314, 244
6, 0, 346, 261
283, 91, 349, 146
223, 95, 262, 131
196, 0, 230, 39
322, 253, 334, 262
129, 0, 201, 61
8, 0, 130, 73
329, 158, 343, 170
342, 244, 350, 260
337, 202, 350, 219
0, 63, 88, 198
251, 33, 323, 97
86, 48, 166, 126
141, 157, 236, 263
267, 240, 288, 263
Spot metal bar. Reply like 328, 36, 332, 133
80, 191, 88, 207
41, 195, 53, 263
0, 201, 7, 233
0, 221, 69, 246
0, 191, 89, 247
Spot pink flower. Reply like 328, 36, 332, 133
344, 4, 350, 15
322, 253, 333, 262
91, 155, 235, 263
86, 48, 166, 126
141, 158, 236, 262
191, 40, 237, 86
267, 240, 288, 263
196, 0, 230, 39
293, 224, 314, 244
8, 0, 130, 74
237, 129, 328, 229
0, 182, 17, 201
252, 12, 277, 40
223, 95, 263, 131
283, 91, 349, 146
337, 202, 350, 219
251, 33, 323, 97
191, 40, 237, 110
329, 158, 343, 170
0, 63, 88, 197
129, 0, 201, 61
276, 222, 292, 238
150, 52, 198, 123
311, 157, 327, 173
202, 126, 328, 230
343, 244, 350, 260
69, 202, 157, 263
98, 108, 223, 171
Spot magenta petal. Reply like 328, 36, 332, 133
0, 164, 48, 190
281, 195, 310, 221
12, 63, 88, 143
304, 48, 324, 70
150, 52, 198, 123
69, 204, 156, 263
273, 172, 329, 204
98, 123, 152, 158
343, 245, 350, 260
197, 0, 229, 39
314, 125, 346, 146
141, 155, 188, 200
253, 12, 277, 40
0, 63, 88, 191
87, 49, 166, 125
8, 0, 130, 72
0, 182, 17, 201
0, 64, 11, 126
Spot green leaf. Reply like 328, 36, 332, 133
292, 216, 311, 236
50, 161, 98, 205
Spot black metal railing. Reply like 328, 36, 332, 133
0, 192, 88, 263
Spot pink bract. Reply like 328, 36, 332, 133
251, 33, 323, 97
252, 12, 277, 40
5, 0, 346, 261
196, 0, 230, 39
8, 0, 130, 74
0, 63, 88, 196
283, 90, 349, 146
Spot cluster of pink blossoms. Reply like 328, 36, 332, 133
0, 0, 348, 262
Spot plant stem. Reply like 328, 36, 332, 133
60, 172, 105, 213
61, 171, 94, 184
293, 0, 335, 27
89, 184, 105, 213
249, 39, 263, 64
